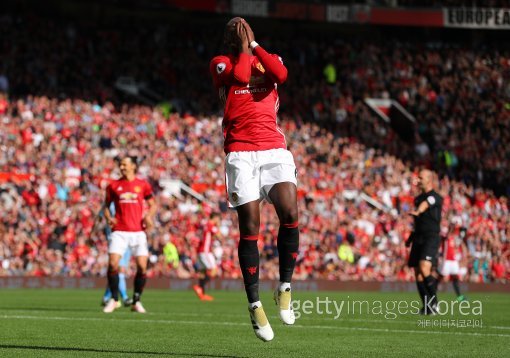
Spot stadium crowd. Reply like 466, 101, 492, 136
0, 11, 509, 282
0, 96, 508, 282
1, 12, 509, 196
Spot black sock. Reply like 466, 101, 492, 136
424, 275, 438, 306
238, 237, 259, 303
107, 268, 119, 301
133, 271, 147, 303
433, 275, 440, 293
277, 224, 299, 283
199, 275, 210, 293
416, 280, 427, 306
452, 276, 462, 296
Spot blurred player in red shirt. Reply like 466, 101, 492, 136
210, 18, 299, 341
193, 212, 221, 301
436, 224, 467, 301
491, 256, 506, 282
102, 156, 156, 314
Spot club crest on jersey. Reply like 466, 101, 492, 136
216, 62, 226, 74
255, 62, 265, 73
134, 186, 141, 193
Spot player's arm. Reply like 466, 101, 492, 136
233, 21, 251, 84
90, 202, 106, 235
143, 182, 156, 231
409, 196, 428, 216
210, 54, 250, 86
253, 47, 287, 84
144, 197, 156, 231
103, 185, 116, 227
232, 53, 251, 84
210, 22, 251, 86
243, 20, 287, 84
210, 56, 233, 87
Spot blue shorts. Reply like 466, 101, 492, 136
119, 248, 131, 268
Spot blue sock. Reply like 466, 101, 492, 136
103, 287, 112, 302
119, 273, 128, 300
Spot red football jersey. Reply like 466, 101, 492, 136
197, 221, 219, 254
443, 235, 457, 261
210, 46, 288, 153
106, 178, 153, 232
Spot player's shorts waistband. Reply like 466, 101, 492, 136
224, 144, 286, 154
112, 230, 145, 234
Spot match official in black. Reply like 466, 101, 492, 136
406, 169, 443, 314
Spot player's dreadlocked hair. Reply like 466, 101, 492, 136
224, 17, 242, 55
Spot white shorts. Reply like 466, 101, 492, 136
441, 260, 460, 276
197, 253, 216, 270
225, 148, 297, 207
109, 231, 149, 257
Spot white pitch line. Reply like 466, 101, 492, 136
1, 314, 510, 338
155, 312, 510, 331
490, 326, 510, 330
5, 309, 510, 330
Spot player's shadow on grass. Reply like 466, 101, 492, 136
0, 344, 246, 358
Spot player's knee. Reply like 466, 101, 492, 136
419, 264, 431, 276
108, 264, 119, 274
242, 220, 260, 236
280, 207, 298, 225
108, 260, 119, 271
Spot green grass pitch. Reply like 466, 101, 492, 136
0, 289, 509, 357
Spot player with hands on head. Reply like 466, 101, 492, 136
210, 18, 299, 342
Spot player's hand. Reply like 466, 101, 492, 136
236, 20, 249, 52
107, 217, 117, 227
241, 19, 255, 43
408, 210, 419, 217
143, 216, 154, 231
